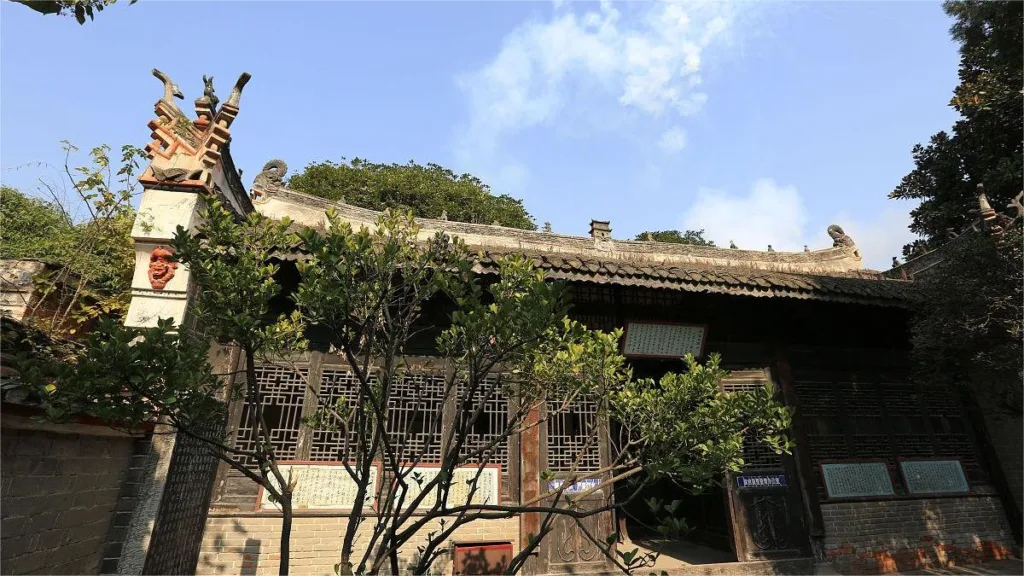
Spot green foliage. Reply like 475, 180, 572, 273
18, 317, 227, 430
171, 202, 305, 355
634, 229, 715, 247
890, 1, 1023, 249
11, 0, 138, 24
612, 353, 791, 486
0, 142, 144, 333
288, 158, 536, 230
910, 226, 1023, 414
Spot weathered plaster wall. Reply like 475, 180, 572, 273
821, 496, 1015, 574
197, 515, 519, 576
1, 426, 136, 575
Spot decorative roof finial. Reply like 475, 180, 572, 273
543, 222, 552, 233
803, 245, 810, 252
645, 232, 654, 241
252, 159, 287, 203
977, 183, 996, 222
729, 240, 737, 249
767, 244, 774, 252
202, 75, 219, 111
827, 224, 855, 248
152, 68, 184, 115
440, 210, 448, 221
892, 256, 900, 268
225, 72, 252, 109
491, 220, 500, 226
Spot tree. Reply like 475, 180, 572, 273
634, 229, 715, 247
0, 142, 144, 335
20, 204, 791, 575
288, 158, 536, 230
9, 0, 137, 24
890, 0, 1023, 253
889, 1, 1023, 408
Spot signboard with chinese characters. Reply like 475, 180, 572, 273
622, 322, 707, 359
548, 478, 602, 494
900, 460, 969, 495
258, 462, 379, 511
396, 465, 500, 511
821, 462, 894, 499
737, 474, 787, 490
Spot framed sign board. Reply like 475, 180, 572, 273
257, 461, 380, 512
622, 321, 708, 359
900, 459, 969, 495
395, 465, 500, 512
821, 461, 894, 499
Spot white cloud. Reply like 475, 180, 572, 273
658, 127, 687, 152
681, 179, 917, 269
454, 0, 746, 182
683, 179, 808, 251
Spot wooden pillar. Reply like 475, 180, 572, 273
519, 402, 542, 574
772, 347, 825, 544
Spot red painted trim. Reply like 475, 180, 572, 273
254, 460, 383, 513
620, 319, 709, 360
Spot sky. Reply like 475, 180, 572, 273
0, 1, 962, 269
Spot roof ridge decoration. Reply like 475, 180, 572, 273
250, 160, 866, 277
140, 68, 251, 198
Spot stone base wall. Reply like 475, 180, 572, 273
197, 515, 520, 576
1, 427, 136, 575
821, 496, 1016, 574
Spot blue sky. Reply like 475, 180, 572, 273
1, 1, 960, 269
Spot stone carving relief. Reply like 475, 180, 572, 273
251, 159, 288, 204
827, 224, 855, 248
148, 246, 178, 290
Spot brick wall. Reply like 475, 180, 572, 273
197, 515, 520, 576
1, 427, 136, 575
821, 496, 1015, 574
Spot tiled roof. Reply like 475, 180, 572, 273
472, 252, 915, 307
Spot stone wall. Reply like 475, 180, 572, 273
197, 515, 520, 576
821, 496, 1015, 574
1, 426, 136, 575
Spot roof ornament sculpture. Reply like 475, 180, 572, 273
892, 256, 900, 268
827, 224, 855, 248
729, 240, 737, 249
152, 68, 184, 116
251, 159, 288, 204
201, 75, 219, 112
440, 210, 448, 221
543, 222, 552, 233
225, 72, 252, 109
803, 245, 810, 252
767, 245, 774, 252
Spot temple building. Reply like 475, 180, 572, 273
75, 71, 1024, 575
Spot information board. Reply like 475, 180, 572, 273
622, 322, 706, 359
821, 462, 894, 499
900, 460, 969, 495
258, 463, 378, 511
737, 474, 787, 490
397, 466, 499, 511
547, 478, 602, 494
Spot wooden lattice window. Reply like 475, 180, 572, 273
309, 367, 361, 462
235, 364, 307, 465
546, 397, 601, 472
456, 376, 510, 470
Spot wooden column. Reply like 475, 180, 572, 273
519, 403, 542, 574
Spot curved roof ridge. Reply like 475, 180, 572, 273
251, 182, 864, 276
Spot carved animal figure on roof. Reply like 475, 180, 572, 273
202, 75, 219, 111
827, 224, 855, 248
254, 159, 288, 187
152, 68, 184, 113
225, 72, 252, 109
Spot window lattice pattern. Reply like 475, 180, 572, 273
456, 376, 510, 469
236, 365, 307, 465
793, 381, 838, 416
569, 313, 617, 332
309, 367, 362, 462
546, 397, 601, 472
621, 287, 684, 307
386, 372, 446, 462
722, 380, 783, 469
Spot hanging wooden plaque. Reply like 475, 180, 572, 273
622, 321, 707, 359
